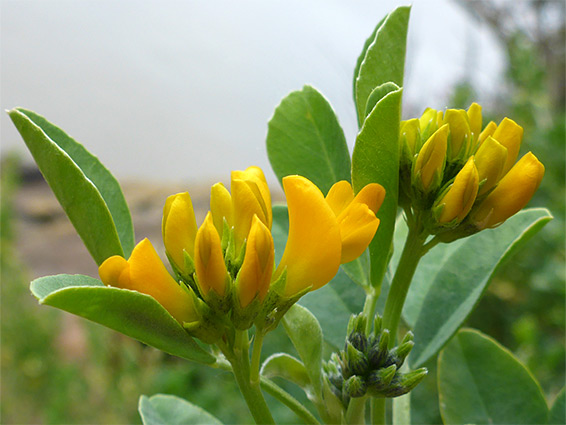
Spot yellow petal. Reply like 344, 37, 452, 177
99, 255, 131, 289
444, 109, 471, 160
162, 192, 197, 271
478, 121, 497, 145
414, 124, 449, 192
437, 157, 479, 223
400, 118, 420, 158
275, 176, 342, 296
210, 182, 233, 237
474, 136, 508, 195
467, 103, 482, 143
337, 203, 380, 263
194, 212, 228, 296
236, 215, 274, 307
470, 152, 544, 229
232, 166, 272, 227
492, 117, 523, 174
325, 180, 354, 216
107, 238, 198, 324
351, 183, 385, 214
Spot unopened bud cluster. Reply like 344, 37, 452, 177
399, 103, 544, 241
323, 314, 427, 405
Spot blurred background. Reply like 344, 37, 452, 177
1, 0, 564, 423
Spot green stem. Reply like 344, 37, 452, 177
362, 287, 379, 334
222, 331, 275, 425
370, 399, 386, 425
250, 330, 265, 385
260, 377, 321, 425
381, 224, 427, 347
346, 396, 368, 424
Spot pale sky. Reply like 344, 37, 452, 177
1, 0, 504, 184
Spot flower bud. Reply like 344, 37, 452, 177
419, 107, 442, 142
470, 152, 545, 229
343, 375, 367, 398
162, 192, 197, 274
210, 182, 233, 238
467, 102, 482, 144
382, 368, 428, 398
368, 329, 390, 369
435, 157, 479, 224
346, 342, 369, 376
235, 215, 274, 308
474, 136, 508, 195
231, 166, 272, 252
443, 109, 472, 161
367, 364, 397, 393
400, 119, 420, 163
194, 212, 229, 297
99, 238, 198, 324
413, 124, 449, 192
492, 117, 523, 174
478, 120, 497, 145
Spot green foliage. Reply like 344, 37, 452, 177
353, 6, 410, 126
139, 394, 223, 425
549, 387, 565, 425
8, 108, 134, 264
395, 208, 552, 367
438, 328, 548, 424
352, 87, 402, 288
266, 85, 351, 195
31, 275, 214, 364
260, 353, 311, 390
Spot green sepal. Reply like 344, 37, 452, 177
231, 291, 263, 330
366, 364, 397, 395
344, 375, 367, 398
183, 293, 225, 345
345, 342, 368, 376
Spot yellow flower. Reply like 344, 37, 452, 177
400, 119, 420, 163
194, 212, 229, 297
478, 121, 497, 145
413, 124, 449, 192
467, 102, 482, 143
275, 176, 343, 296
231, 166, 272, 252
491, 117, 523, 174
474, 136, 508, 195
436, 157, 479, 224
162, 192, 197, 274
443, 109, 471, 160
99, 238, 198, 324
325, 181, 385, 263
470, 152, 545, 229
210, 182, 233, 238
235, 215, 274, 307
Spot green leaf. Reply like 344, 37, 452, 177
299, 269, 365, 350
354, 6, 410, 126
353, 15, 387, 101
260, 353, 311, 391
549, 387, 565, 425
272, 205, 289, 265
8, 108, 133, 264
282, 304, 323, 398
31, 274, 215, 364
341, 250, 370, 288
352, 87, 403, 289
139, 394, 223, 425
438, 328, 548, 424
404, 208, 552, 367
266, 85, 351, 194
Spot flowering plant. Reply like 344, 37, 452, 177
9, 5, 559, 425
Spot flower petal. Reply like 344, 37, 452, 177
194, 213, 228, 297
337, 203, 380, 263
162, 192, 197, 270
325, 180, 355, 216
275, 176, 342, 296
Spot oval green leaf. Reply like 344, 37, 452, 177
352, 87, 403, 289
266, 85, 351, 195
438, 328, 548, 424
549, 387, 565, 425
260, 353, 311, 391
405, 208, 552, 367
282, 304, 323, 397
354, 6, 410, 126
8, 109, 132, 264
31, 274, 215, 364
139, 394, 223, 425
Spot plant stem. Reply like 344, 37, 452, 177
346, 396, 367, 424
381, 224, 427, 347
370, 399, 386, 425
362, 287, 379, 334
260, 377, 321, 425
250, 329, 265, 385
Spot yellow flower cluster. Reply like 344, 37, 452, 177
99, 167, 384, 329
399, 103, 544, 236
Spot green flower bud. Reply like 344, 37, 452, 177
344, 375, 367, 398
382, 368, 428, 398
346, 342, 368, 376
367, 329, 390, 369
367, 364, 397, 394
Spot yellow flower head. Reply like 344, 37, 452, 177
470, 152, 545, 229
99, 238, 198, 324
